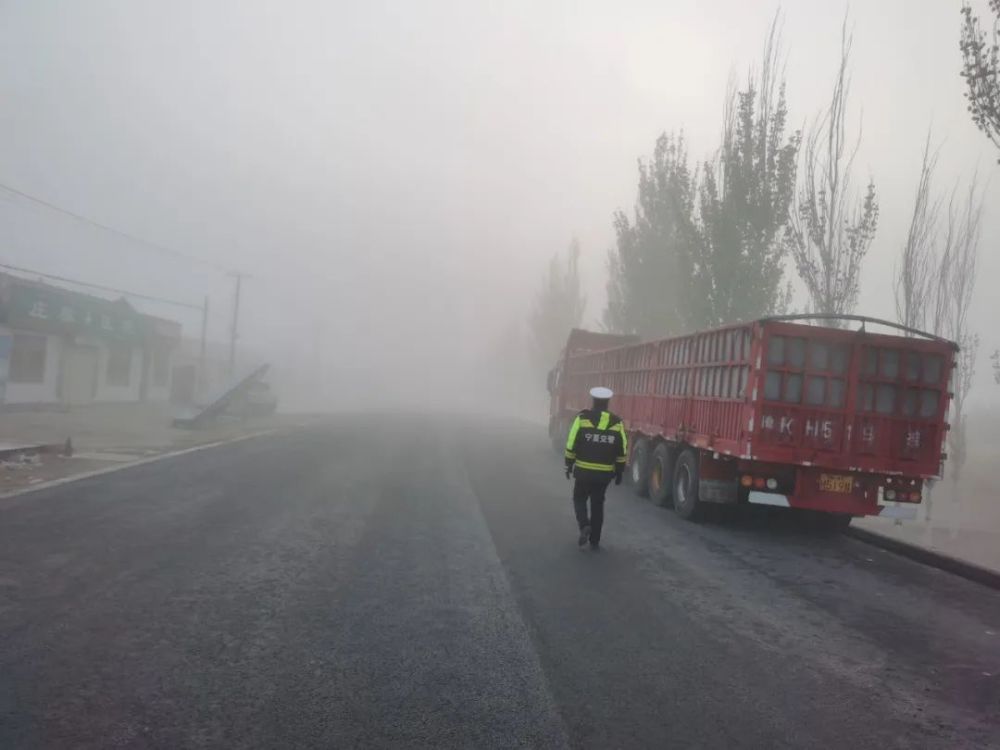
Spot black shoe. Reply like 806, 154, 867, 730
578, 524, 590, 547
590, 541, 601, 551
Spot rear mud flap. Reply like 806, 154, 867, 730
747, 491, 790, 507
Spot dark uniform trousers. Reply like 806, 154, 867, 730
573, 476, 611, 544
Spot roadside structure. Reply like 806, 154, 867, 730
0, 273, 181, 407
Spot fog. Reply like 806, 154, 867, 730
3, 7, 1000, 724
1, 0, 997, 412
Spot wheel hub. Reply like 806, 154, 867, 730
676, 466, 689, 507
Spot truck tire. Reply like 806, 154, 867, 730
673, 449, 704, 521
648, 443, 674, 507
630, 438, 651, 497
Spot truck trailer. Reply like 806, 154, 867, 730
548, 316, 957, 528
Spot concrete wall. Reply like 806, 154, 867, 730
145, 382, 172, 402
0, 327, 63, 405
143, 347, 175, 403
0, 330, 177, 406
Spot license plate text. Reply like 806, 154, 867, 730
819, 473, 853, 493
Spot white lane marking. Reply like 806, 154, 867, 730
748, 491, 790, 507
69, 452, 142, 463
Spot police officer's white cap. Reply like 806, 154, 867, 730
590, 386, 614, 399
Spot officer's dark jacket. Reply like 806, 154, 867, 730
564, 409, 628, 478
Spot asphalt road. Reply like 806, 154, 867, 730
1, 415, 998, 749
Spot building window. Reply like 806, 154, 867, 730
106, 344, 132, 387
9, 334, 47, 384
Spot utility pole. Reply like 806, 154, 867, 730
199, 295, 209, 393
228, 272, 245, 377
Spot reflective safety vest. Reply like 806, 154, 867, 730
564, 409, 628, 476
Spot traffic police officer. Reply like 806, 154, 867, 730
564, 386, 628, 549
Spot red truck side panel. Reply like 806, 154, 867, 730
553, 321, 956, 507
750, 321, 952, 478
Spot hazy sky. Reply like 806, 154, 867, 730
1, 1, 997, 406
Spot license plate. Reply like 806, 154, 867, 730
819, 473, 854, 493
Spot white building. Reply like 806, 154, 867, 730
0, 274, 181, 407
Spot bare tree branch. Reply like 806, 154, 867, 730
694, 12, 800, 326
785, 15, 879, 318
936, 173, 986, 480
604, 133, 698, 337
960, 1, 1000, 161
894, 132, 943, 331
530, 238, 587, 373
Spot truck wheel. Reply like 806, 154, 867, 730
673, 450, 704, 521
630, 439, 651, 497
648, 443, 674, 507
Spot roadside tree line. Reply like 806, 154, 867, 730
530, 4, 998, 478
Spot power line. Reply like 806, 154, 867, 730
0, 180, 353, 295
0, 181, 234, 274
0, 260, 203, 311
0, 181, 349, 299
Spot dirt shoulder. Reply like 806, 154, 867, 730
0, 403, 315, 495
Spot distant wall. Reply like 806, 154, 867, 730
94, 346, 143, 403
143, 348, 175, 403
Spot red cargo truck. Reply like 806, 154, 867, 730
547, 316, 957, 527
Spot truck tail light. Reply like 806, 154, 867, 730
741, 475, 782, 492
910, 491, 921, 502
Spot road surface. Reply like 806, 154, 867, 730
1, 415, 998, 749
